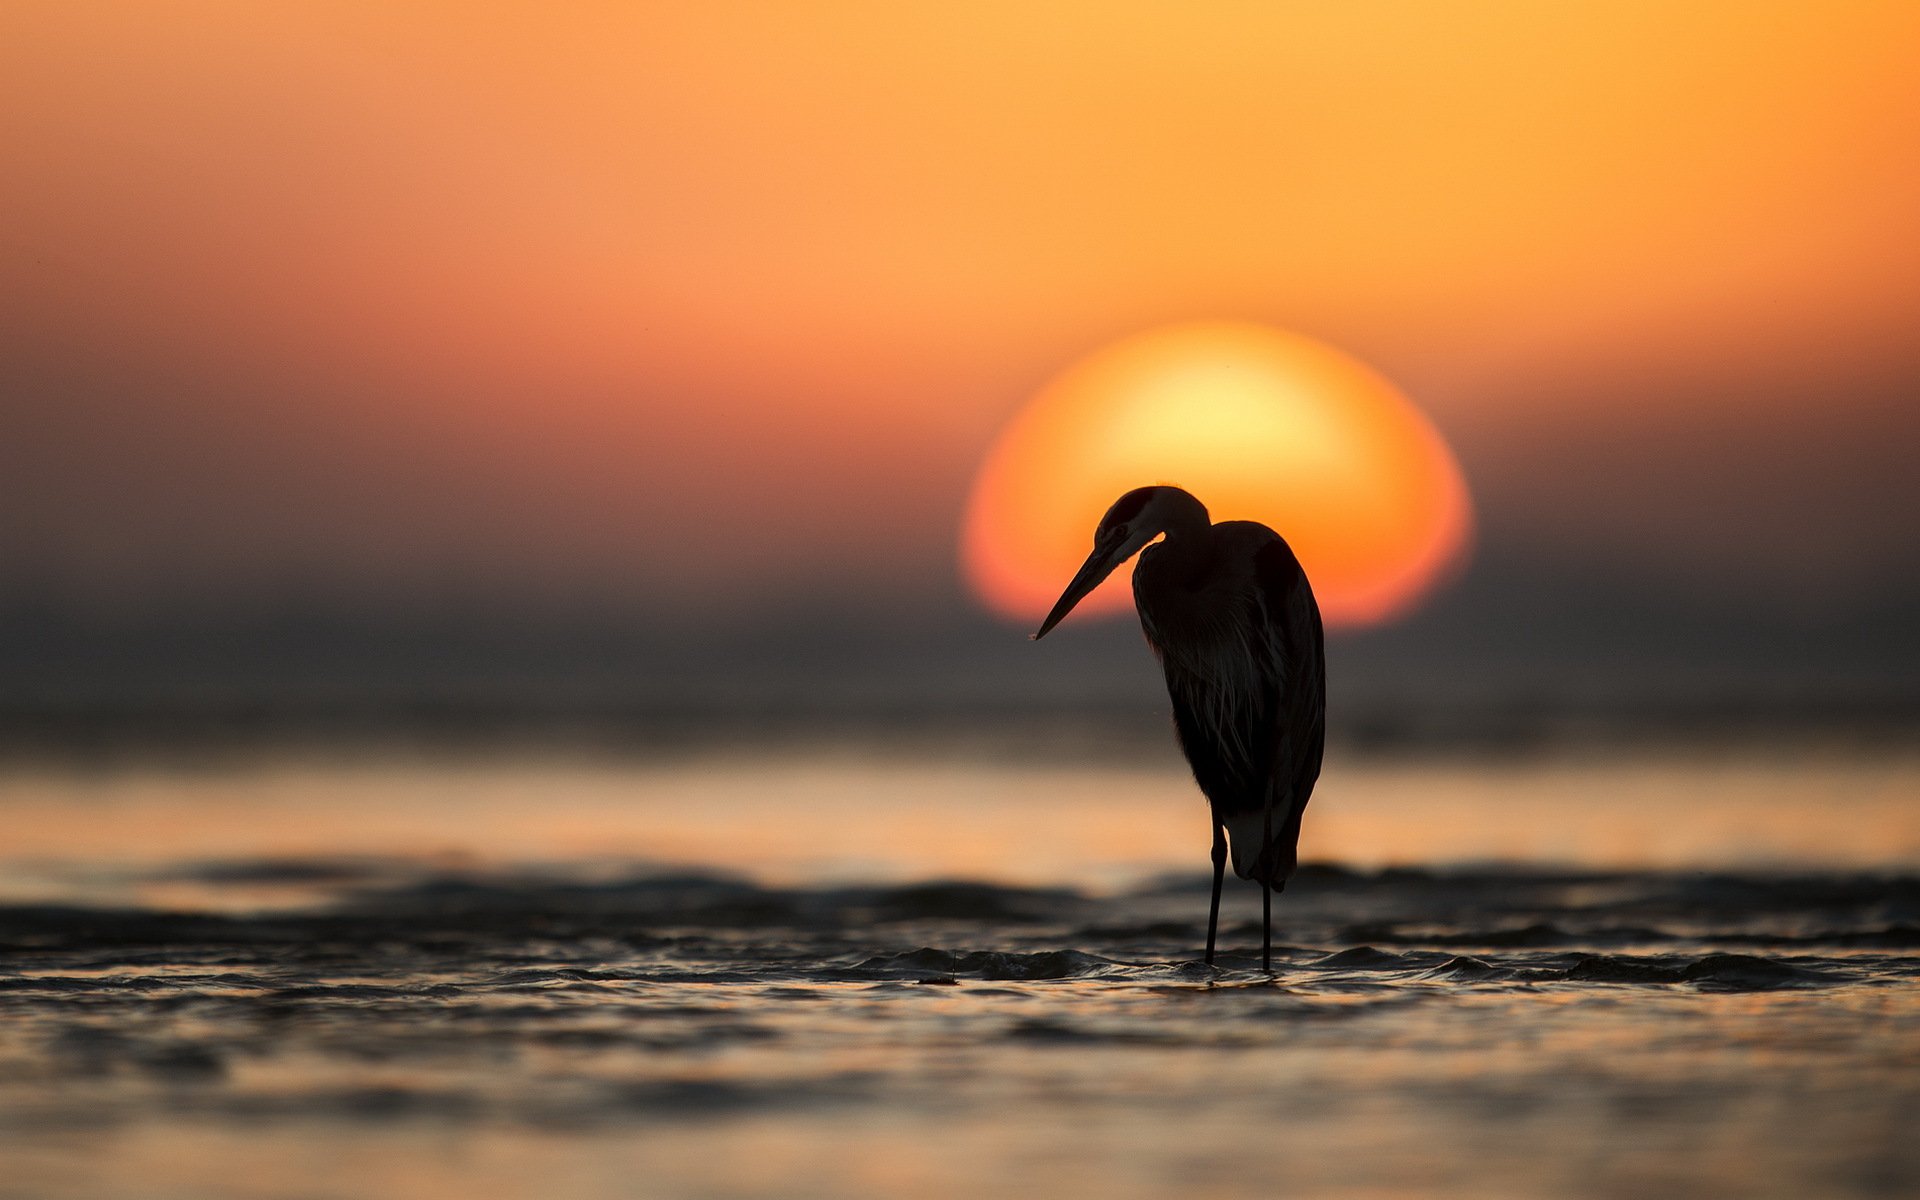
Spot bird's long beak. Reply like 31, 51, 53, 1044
1031, 538, 1125, 641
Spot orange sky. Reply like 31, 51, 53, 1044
3, 2, 1917, 620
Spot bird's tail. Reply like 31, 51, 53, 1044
1224, 804, 1297, 887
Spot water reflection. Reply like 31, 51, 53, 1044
0, 751, 1914, 1198
1, 751, 1916, 904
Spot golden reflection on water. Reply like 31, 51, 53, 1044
8, 984, 1914, 1200
0, 748, 1912, 1200
0, 750, 1915, 902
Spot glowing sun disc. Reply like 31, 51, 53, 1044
961, 321, 1473, 628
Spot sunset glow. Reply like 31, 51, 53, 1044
962, 322, 1472, 627
2, 6, 1916, 615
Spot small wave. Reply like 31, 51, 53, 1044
1562, 954, 1687, 984
1421, 955, 1509, 981
1789, 924, 1920, 948
1679, 953, 1838, 990
851, 947, 1116, 981
844, 881, 1083, 924
1074, 920, 1196, 941
1560, 952, 1840, 989
480, 966, 641, 987
1311, 946, 1416, 971
1341, 922, 1574, 948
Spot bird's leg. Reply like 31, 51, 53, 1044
1262, 881, 1272, 973
1205, 824, 1226, 967
1261, 806, 1274, 973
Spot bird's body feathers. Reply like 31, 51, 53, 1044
1135, 522, 1325, 885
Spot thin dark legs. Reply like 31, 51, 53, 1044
1205, 824, 1226, 966
1261, 806, 1274, 973
1261, 881, 1272, 972
1205, 821, 1275, 972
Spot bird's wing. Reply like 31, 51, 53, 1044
1161, 641, 1277, 823
1251, 534, 1326, 884
1141, 522, 1323, 885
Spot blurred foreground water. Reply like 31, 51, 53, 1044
1, 748, 1915, 1199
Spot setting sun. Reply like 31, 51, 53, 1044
962, 321, 1473, 628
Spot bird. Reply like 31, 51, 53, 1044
1031, 485, 1325, 972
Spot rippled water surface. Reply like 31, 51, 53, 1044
2, 752, 1916, 1199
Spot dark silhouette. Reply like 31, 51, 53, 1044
1033, 485, 1326, 970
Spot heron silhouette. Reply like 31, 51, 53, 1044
1032, 485, 1325, 971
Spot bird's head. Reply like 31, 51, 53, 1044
1031, 485, 1209, 640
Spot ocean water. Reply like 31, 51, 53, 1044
1, 749, 1915, 1199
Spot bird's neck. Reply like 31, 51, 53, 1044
1146, 521, 1214, 582
1160, 515, 1211, 548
